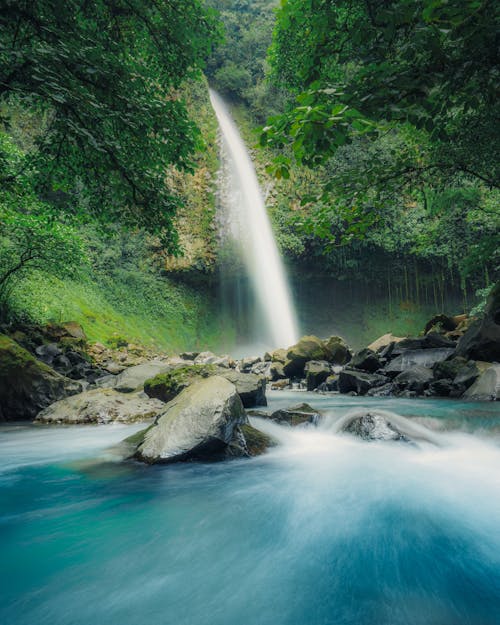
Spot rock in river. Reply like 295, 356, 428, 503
135, 376, 247, 464
36, 388, 166, 424
0, 334, 81, 420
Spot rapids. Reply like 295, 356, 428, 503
1, 392, 500, 625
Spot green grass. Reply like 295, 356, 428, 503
9, 270, 233, 353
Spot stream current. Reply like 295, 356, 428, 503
1, 392, 500, 625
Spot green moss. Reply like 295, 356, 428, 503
0, 333, 52, 376
241, 424, 276, 456
144, 365, 218, 403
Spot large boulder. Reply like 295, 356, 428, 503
0, 334, 82, 420
338, 369, 389, 395
304, 360, 332, 391
463, 364, 500, 401
135, 376, 247, 463
284, 335, 331, 377
367, 333, 404, 352
144, 365, 267, 408
350, 348, 381, 373
324, 335, 352, 365
456, 283, 500, 362
384, 348, 455, 375
35, 388, 165, 424
98, 360, 171, 393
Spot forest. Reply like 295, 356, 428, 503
1, 3, 500, 625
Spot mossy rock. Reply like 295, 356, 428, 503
240, 424, 276, 456
144, 365, 218, 402
0, 334, 81, 420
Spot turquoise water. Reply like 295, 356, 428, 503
1, 392, 500, 625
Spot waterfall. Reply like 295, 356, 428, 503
209, 89, 299, 351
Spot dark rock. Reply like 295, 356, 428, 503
453, 361, 480, 389
239, 424, 276, 456
350, 348, 381, 373
338, 370, 389, 395
268, 402, 321, 427
367, 383, 394, 397
463, 364, 500, 401
392, 333, 456, 354
384, 348, 455, 375
35, 342, 63, 365
433, 357, 469, 381
240, 356, 261, 372
424, 314, 458, 335
270, 379, 290, 390
304, 360, 332, 391
456, 283, 500, 362
0, 334, 82, 420
269, 362, 286, 381
317, 374, 339, 392
270, 348, 287, 363
324, 335, 352, 365
179, 351, 199, 361
393, 366, 433, 394
341, 412, 411, 442
428, 378, 455, 397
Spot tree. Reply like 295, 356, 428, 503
262, 0, 499, 187
0, 0, 222, 250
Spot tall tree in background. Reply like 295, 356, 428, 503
0, 0, 221, 249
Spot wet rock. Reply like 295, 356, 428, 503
99, 361, 171, 393
317, 374, 339, 392
463, 364, 500, 401
268, 402, 321, 427
284, 335, 332, 378
367, 383, 394, 397
456, 283, 500, 362
36, 388, 165, 424
393, 366, 433, 394
135, 376, 247, 463
144, 365, 267, 408
384, 348, 455, 375
433, 357, 469, 381
338, 370, 389, 395
453, 361, 480, 389
428, 378, 456, 397
228, 424, 277, 457
350, 348, 381, 373
0, 334, 82, 420
269, 362, 286, 381
324, 335, 352, 365
304, 360, 332, 391
341, 412, 411, 442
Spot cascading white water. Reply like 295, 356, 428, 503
209, 89, 299, 350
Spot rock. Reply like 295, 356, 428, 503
271, 379, 290, 390
250, 361, 270, 376
338, 369, 389, 395
0, 334, 82, 420
456, 283, 500, 362
324, 335, 351, 365
240, 356, 261, 372
102, 360, 171, 393
239, 424, 276, 456
268, 402, 321, 427
61, 321, 87, 340
424, 314, 458, 335
463, 364, 500, 401
35, 388, 165, 424
220, 370, 267, 407
433, 357, 469, 381
341, 412, 411, 442
384, 348, 455, 375
316, 374, 339, 392
304, 360, 332, 391
366, 383, 394, 397
35, 342, 63, 365
194, 351, 220, 365
180, 351, 199, 361
428, 379, 455, 397
453, 361, 480, 389
367, 333, 404, 352
269, 362, 286, 381
270, 348, 287, 363
350, 348, 381, 373
144, 365, 267, 408
393, 366, 433, 394
284, 335, 331, 378
392, 333, 456, 354
263, 352, 272, 362
135, 376, 247, 463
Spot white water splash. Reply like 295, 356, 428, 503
209, 89, 299, 350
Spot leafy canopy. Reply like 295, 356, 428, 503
0, 0, 221, 249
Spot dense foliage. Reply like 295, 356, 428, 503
0, 0, 221, 248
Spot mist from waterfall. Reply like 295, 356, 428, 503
209, 89, 299, 351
